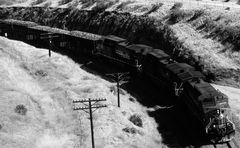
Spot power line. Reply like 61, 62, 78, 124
106, 72, 130, 107
73, 98, 107, 148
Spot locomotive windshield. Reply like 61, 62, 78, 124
202, 97, 215, 106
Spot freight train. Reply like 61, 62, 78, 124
0, 19, 235, 144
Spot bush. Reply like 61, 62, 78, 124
35, 70, 47, 77
167, 9, 187, 24
15, 104, 27, 115
171, 2, 183, 10
225, 7, 230, 10
129, 97, 135, 102
144, 3, 163, 16
129, 114, 143, 127
122, 127, 137, 134
187, 9, 204, 22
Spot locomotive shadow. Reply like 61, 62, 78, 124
122, 76, 211, 147
53, 51, 212, 147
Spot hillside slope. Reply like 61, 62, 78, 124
1, 0, 240, 87
0, 36, 163, 148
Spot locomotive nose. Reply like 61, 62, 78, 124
206, 114, 235, 143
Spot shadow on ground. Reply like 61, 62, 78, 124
55, 50, 213, 148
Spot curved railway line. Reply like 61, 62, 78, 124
0, 18, 239, 147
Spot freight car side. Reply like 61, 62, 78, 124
0, 19, 37, 41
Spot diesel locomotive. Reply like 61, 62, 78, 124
0, 19, 235, 144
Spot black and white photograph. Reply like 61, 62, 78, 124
0, 0, 239, 147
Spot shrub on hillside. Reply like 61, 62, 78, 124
171, 2, 183, 10
15, 104, 27, 115
167, 9, 187, 24
187, 9, 204, 22
144, 3, 163, 16
129, 114, 143, 127
129, 97, 135, 102
167, 2, 197, 24
122, 127, 137, 134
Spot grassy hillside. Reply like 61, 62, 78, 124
0, 36, 163, 148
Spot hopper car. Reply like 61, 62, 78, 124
0, 19, 235, 144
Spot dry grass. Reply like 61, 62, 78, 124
0, 36, 163, 148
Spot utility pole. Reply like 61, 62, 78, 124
40, 32, 59, 57
106, 72, 130, 107
73, 98, 107, 148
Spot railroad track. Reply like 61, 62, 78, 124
213, 139, 240, 148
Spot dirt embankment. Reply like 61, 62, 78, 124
0, 3, 240, 87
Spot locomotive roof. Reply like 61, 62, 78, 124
166, 63, 195, 75
147, 49, 170, 60
190, 81, 223, 103
0, 19, 38, 27
177, 70, 205, 82
195, 82, 216, 96
104, 35, 126, 43
29, 25, 70, 35
126, 44, 153, 54
70, 31, 101, 40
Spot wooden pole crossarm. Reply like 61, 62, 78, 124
73, 98, 107, 148
105, 72, 129, 107
73, 98, 106, 103
73, 105, 107, 110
